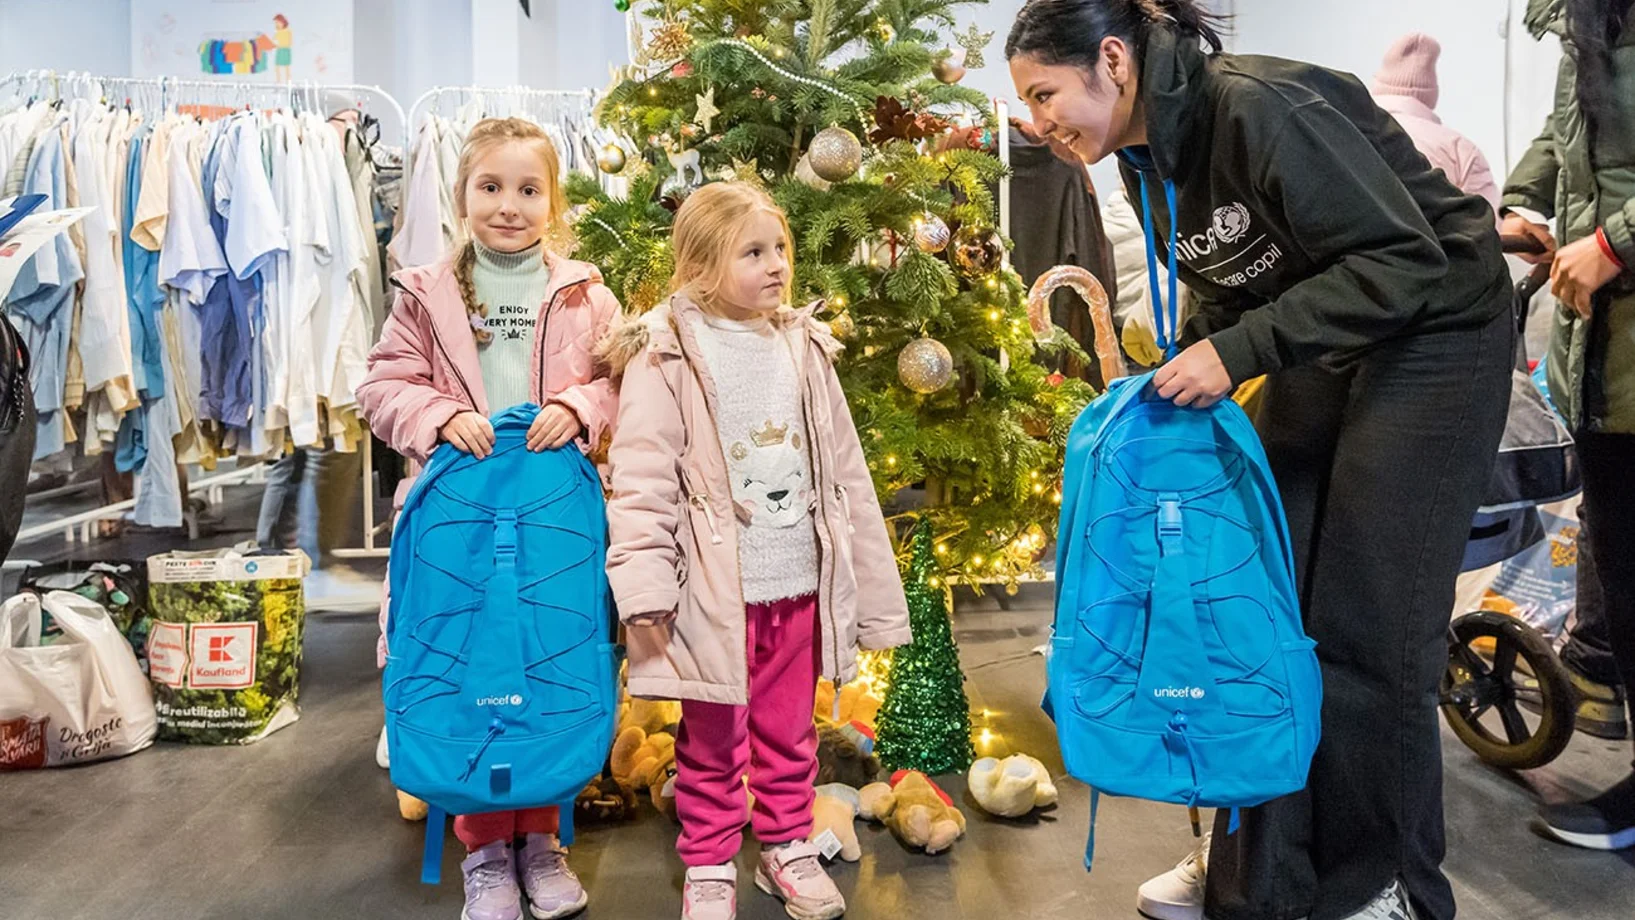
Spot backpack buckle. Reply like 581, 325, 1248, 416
1157, 495, 1183, 556
494, 511, 518, 567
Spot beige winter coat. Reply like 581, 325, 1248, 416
602, 293, 911, 705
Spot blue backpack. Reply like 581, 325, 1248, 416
1049, 372, 1322, 868
385, 405, 620, 884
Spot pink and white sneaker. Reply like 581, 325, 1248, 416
754, 840, 845, 920
683, 864, 738, 920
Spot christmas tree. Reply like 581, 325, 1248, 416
874, 517, 976, 774
570, 0, 1094, 583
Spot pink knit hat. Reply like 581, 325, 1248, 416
1373, 32, 1441, 109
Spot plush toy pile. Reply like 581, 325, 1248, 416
967, 753, 1059, 818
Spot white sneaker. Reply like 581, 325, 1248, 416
1340, 882, 1416, 920
376, 725, 390, 769
1137, 834, 1210, 920
683, 864, 738, 920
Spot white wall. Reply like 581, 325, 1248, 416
0, 0, 132, 75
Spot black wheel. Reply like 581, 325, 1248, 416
1441, 611, 1577, 770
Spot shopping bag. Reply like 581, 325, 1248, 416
0, 591, 158, 770
20, 561, 152, 671
146, 545, 309, 744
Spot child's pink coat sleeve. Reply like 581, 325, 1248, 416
357, 293, 469, 465
550, 284, 622, 454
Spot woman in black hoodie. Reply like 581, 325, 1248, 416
1007, 3, 1513, 920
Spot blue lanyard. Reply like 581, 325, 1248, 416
1137, 171, 1182, 360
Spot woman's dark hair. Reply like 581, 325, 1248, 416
1566, 0, 1634, 135
1005, 0, 1226, 69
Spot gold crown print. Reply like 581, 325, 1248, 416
750, 419, 788, 447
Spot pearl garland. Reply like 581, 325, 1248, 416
707, 38, 871, 130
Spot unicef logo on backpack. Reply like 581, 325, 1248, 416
1212, 203, 1251, 244
1153, 686, 1208, 701
474, 694, 525, 708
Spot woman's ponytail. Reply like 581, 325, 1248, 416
1006, 0, 1227, 69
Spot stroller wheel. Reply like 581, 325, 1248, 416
1441, 611, 1577, 770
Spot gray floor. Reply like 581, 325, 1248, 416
3, 486, 1634, 919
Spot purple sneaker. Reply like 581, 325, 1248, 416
518, 834, 588, 919
461, 843, 524, 920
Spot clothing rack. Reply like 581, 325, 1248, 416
408, 84, 596, 131
0, 70, 407, 151
1, 70, 407, 555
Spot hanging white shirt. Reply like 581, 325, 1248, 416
70, 102, 137, 421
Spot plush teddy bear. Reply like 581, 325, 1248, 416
967, 754, 1059, 818
859, 770, 966, 854
816, 722, 882, 788
814, 679, 884, 727
397, 790, 429, 822
610, 725, 677, 803
808, 783, 864, 862
576, 773, 639, 824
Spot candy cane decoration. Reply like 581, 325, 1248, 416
1027, 265, 1127, 385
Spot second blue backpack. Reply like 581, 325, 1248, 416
385, 405, 620, 883
1050, 373, 1321, 867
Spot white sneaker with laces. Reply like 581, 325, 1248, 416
1137, 834, 1210, 920
754, 840, 845, 920
1340, 882, 1416, 920
376, 724, 390, 769
683, 864, 738, 920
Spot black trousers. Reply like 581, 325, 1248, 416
1560, 501, 1625, 687
0, 396, 36, 564
1568, 432, 1635, 759
1204, 305, 1513, 920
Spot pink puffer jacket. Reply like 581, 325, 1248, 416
357, 252, 621, 668
359, 251, 621, 496
601, 293, 912, 705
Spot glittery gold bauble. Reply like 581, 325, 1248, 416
898, 337, 954, 394
913, 214, 951, 253
873, 19, 896, 43
596, 143, 627, 174
794, 153, 832, 191
808, 126, 863, 183
648, 20, 693, 62
951, 225, 1004, 278
827, 311, 856, 339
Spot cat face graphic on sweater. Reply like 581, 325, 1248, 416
729, 419, 810, 528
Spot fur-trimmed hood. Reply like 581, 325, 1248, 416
599, 292, 843, 378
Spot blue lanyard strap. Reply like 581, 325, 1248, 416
1138, 174, 1182, 360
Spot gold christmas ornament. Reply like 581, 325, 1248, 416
694, 86, 720, 133
932, 50, 967, 85
873, 19, 896, 43
898, 337, 955, 394
827, 311, 856, 339
951, 226, 1005, 278
1027, 265, 1126, 385
596, 143, 627, 175
913, 213, 951, 253
794, 153, 833, 191
648, 19, 693, 63
955, 23, 995, 69
808, 126, 863, 183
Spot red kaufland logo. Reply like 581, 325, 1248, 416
208, 635, 237, 662
189, 623, 258, 690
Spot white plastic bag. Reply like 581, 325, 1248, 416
0, 591, 158, 769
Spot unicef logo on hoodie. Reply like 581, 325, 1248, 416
1212, 203, 1252, 244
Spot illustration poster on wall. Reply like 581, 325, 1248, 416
132, 0, 354, 83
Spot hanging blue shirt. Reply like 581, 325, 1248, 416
4, 124, 82, 461
116, 129, 166, 474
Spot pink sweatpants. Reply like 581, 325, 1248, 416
455, 806, 560, 851
675, 594, 821, 867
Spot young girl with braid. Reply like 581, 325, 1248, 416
358, 116, 623, 920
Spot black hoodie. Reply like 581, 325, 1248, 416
1118, 28, 1510, 385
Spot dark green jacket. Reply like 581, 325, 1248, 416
1504, 0, 1635, 433
1120, 28, 1509, 385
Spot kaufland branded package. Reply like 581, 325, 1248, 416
145, 545, 309, 744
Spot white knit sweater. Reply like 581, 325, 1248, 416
691, 312, 820, 604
